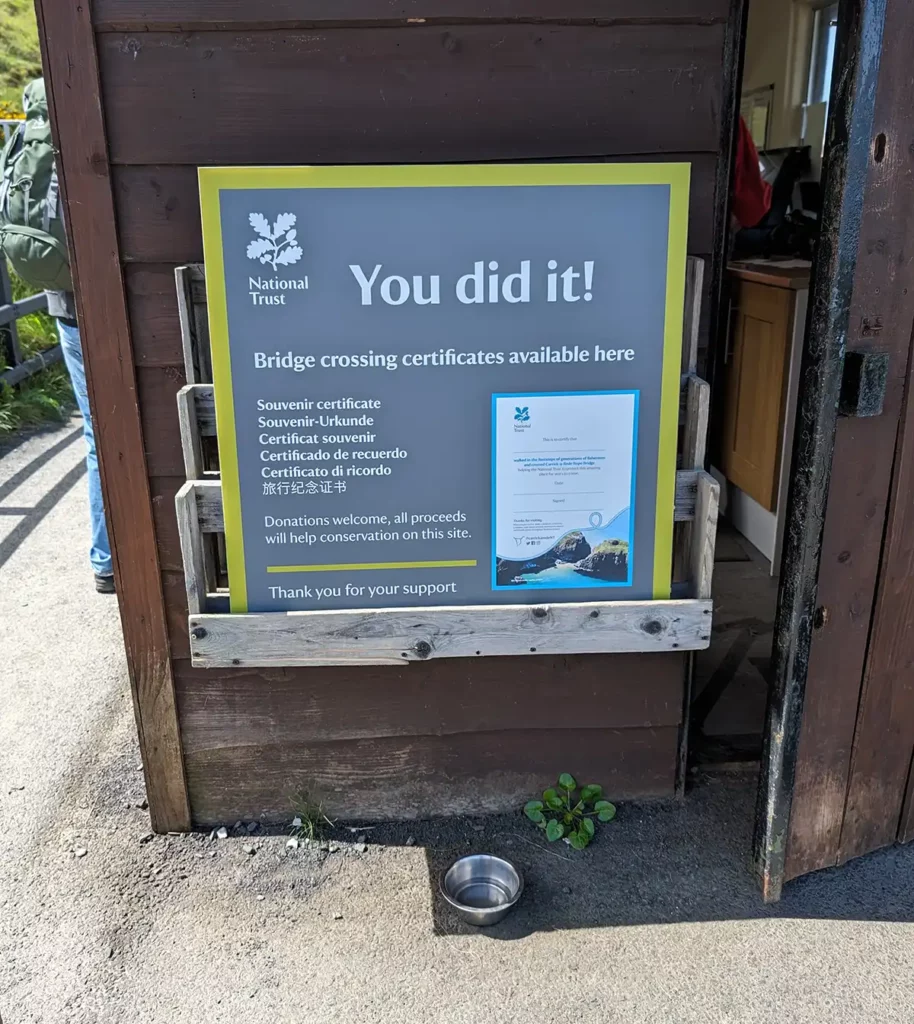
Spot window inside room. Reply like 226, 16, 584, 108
807, 2, 839, 107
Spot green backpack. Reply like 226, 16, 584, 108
0, 78, 72, 292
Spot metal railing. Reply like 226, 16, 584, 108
0, 119, 23, 145
0, 260, 58, 387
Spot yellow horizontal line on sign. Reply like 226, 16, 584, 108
267, 560, 478, 574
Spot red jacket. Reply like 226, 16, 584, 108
732, 117, 772, 229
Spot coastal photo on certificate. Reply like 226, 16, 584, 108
493, 391, 638, 590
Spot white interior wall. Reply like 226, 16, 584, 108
742, 0, 816, 150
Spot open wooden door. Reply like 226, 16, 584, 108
754, 0, 914, 901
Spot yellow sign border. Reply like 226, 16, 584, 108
199, 163, 690, 612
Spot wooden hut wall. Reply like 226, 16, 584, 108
88, 0, 734, 823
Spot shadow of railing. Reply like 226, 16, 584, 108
0, 424, 85, 569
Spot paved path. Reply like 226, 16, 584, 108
2, 420, 914, 1023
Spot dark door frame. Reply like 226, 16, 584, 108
753, 0, 893, 901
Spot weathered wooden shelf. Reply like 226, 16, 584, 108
176, 470, 718, 666
188, 598, 713, 668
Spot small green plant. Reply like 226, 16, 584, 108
524, 773, 616, 850
289, 792, 334, 843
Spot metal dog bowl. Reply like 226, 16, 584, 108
440, 854, 523, 927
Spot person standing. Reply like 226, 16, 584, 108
46, 291, 114, 591
0, 78, 114, 592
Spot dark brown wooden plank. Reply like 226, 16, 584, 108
137, 365, 187, 477
183, 725, 680, 823
116, 170, 202, 265
782, 428, 895, 879
783, 0, 914, 882
99, 26, 724, 165
124, 264, 186, 367
94, 0, 731, 31
115, 159, 718, 264
35, 0, 190, 831
163, 570, 192, 658
838, 348, 914, 862
150, 476, 185, 572
175, 654, 685, 749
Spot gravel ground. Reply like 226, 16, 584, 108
2, 420, 914, 1024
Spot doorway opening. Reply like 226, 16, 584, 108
689, 0, 840, 776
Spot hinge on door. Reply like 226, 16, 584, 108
839, 350, 889, 417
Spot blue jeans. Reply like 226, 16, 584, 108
56, 319, 113, 577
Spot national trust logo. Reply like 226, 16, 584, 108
246, 212, 303, 270
513, 404, 532, 431
245, 212, 308, 306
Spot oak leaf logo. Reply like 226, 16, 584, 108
246, 212, 303, 270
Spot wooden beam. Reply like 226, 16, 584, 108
674, 373, 711, 581
681, 256, 705, 375
174, 265, 212, 384
174, 472, 715, 666
96, 26, 725, 165
682, 374, 711, 471
92, 0, 732, 31
175, 483, 207, 616
175, 266, 200, 385
195, 480, 226, 532
188, 598, 713, 668
176, 386, 204, 480
690, 471, 719, 600
35, 0, 190, 832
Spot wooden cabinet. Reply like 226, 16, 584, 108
721, 279, 793, 512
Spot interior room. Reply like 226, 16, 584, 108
690, 0, 839, 772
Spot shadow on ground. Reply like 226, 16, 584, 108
0, 422, 84, 568
359, 774, 914, 938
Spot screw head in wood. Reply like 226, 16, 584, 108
414, 640, 432, 659
191, 626, 207, 640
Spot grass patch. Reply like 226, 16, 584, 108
0, 364, 74, 437
0, 264, 75, 439
0, 0, 42, 114
289, 792, 335, 844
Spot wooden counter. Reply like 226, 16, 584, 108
728, 259, 812, 290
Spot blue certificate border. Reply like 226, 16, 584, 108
490, 390, 639, 592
